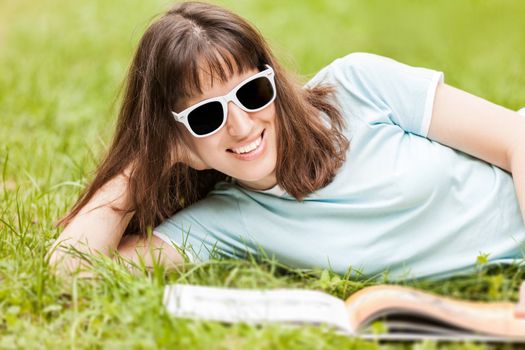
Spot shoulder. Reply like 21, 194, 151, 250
331, 51, 391, 70
330, 52, 420, 88
313, 52, 384, 73
305, 52, 397, 102
304, 52, 404, 96
307, 51, 441, 103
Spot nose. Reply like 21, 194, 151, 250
226, 101, 254, 138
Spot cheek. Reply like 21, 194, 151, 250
181, 129, 219, 165
264, 106, 278, 143
195, 140, 219, 156
263, 103, 277, 123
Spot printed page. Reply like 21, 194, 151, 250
163, 284, 352, 333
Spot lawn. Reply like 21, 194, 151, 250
1, 0, 525, 348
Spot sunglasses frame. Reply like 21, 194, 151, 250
171, 64, 276, 138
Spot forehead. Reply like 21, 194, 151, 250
198, 66, 257, 95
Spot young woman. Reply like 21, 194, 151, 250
49, 1, 525, 281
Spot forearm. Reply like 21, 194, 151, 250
510, 144, 525, 224
116, 234, 184, 273
49, 172, 134, 272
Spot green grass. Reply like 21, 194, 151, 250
1, 0, 525, 348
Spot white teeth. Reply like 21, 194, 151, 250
231, 135, 262, 154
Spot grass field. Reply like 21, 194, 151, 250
1, 0, 525, 348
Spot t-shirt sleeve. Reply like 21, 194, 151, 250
153, 191, 249, 263
329, 52, 444, 137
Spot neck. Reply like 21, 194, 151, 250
236, 174, 277, 191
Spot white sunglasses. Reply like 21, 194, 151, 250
171, 65, 276, 138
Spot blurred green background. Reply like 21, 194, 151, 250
1, 0, 524, 188
1, 1, 525, 348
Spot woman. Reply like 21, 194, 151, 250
49, 1, 525, 281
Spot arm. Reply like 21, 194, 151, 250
116, 234, 185, 272
428, 82, 525, 221
48, 171, 135, 273
48, 143, 208, 274
50, 175, 184, 276
48, 169, 184, 275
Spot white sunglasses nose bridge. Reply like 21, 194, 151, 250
220, 87, 253, 115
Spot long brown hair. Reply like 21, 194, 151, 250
57, 1, 349, 236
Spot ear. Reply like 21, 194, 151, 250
184, 147, 211, 171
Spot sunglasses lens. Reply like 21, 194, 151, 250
187, 101, 224, 136
236, 76, 274, 110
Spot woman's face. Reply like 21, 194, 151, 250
181, 68, 278, 190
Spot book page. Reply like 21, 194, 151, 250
163, 284, 352, 333
345, 285, 525, 338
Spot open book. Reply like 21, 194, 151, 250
163, 283, 525, 342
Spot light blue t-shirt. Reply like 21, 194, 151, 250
154, 52, 525, 281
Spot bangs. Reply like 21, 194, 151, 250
171, 42, 261, 110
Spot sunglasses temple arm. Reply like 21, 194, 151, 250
171, 111, 182, 121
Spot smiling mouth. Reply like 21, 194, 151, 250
227, 130, 265, 154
